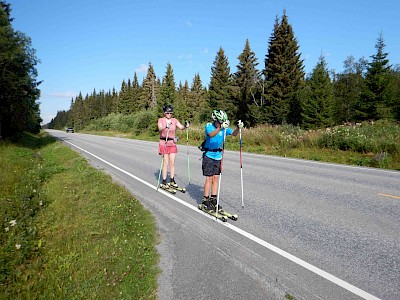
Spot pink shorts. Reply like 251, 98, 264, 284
159, 140, 178, 155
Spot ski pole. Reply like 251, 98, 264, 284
186, 121, 190, 185
239, 127, 244, 208
157, 128, 169, 191
216, 127, 227, 220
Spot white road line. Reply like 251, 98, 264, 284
64, 139, 381, 300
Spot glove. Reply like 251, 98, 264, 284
221, 120, 230, 129
237, 120, 244, 129
185, 121, 190, 128
166, 120, 172, 129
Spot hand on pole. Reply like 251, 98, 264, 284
221, 120, 230, 129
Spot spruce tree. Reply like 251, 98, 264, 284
118, 80, 131, 114
359, 33, 392, 120
140, 63, 158, 110
158, 62, 177, 113
175, 81, 189, 121
0, 1, 42, 136
333, 56, 367, 123
302, 56, 334, 129
264, 11, 305, 125
208, 47, 234, 117
232, 39, 260, 126
189, 73, 209, 123
130, 72, 141, 113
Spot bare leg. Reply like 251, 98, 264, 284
162, 154, 169, 181
169, 153, 176, 179
211, 174, 219, 195
204, 176, 213, 197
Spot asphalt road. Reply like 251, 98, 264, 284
48, 130, 400, 300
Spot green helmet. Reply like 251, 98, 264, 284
212, 109, 228, 122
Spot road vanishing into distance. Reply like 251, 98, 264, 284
47, 130, 400, 300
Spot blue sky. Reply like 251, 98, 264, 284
10, 0, 400, 124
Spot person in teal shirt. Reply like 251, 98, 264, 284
201, 109, 243, 211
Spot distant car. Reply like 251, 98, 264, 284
66, 127, 74, 133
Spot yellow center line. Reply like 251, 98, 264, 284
378, 193, 400, 200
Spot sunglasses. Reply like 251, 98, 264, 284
165, 112, 173, 115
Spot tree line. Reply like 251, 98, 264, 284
50, 10, 398, 131
2, 1, 398, 135
0, 1, 42, 138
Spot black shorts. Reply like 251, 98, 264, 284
202, 155, 221, 176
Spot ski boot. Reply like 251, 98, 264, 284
168, 178, 186, 193
198, 196, 227, 222
159, 179, 176, 194
210, 196, 223, 212
210, 196, 238, 221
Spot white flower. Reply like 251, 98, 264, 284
5, 227, 9, 232
15, 244, 21, 250
9, 220, 17, 227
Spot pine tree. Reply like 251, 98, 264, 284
358, 33, 392, 120
302, 56, 334, 129
209, 47, 234, 117
232, 39, 260, 126
264, 11, 305, 125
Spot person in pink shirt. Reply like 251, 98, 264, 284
158, 104, 189, 188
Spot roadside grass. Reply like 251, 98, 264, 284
1, 132, 159, 299
78, 112, 400, 170
121, 119, 400, 170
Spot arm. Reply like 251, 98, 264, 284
207, 122, 222, 137
158, 118, 171, 131
176, 121, 186, 130
232, 127, 239, 136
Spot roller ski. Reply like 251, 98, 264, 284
210, 197, 238, 221
167, 180, 186, 193
159, 183, 176, 194
216, 208, 238, 221
198, 198, 227, 222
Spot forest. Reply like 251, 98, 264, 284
0, 1, 42, 138
47, 11, 400, 133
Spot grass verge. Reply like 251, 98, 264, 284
0, 132, 159, 299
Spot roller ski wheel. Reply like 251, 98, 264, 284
167, 183, 186, 193
218, 209, 238, 221
210, 198, 238, 221
159, 183, 176, 194
198, 204, 228, 222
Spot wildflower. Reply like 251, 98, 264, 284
9, 220, 17, 227
15, 244, 21, 250
5, 227, 9, 232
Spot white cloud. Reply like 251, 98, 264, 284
178, 54, 192, 60
44, 92, 77, 98
185, 20, 193, 27
135, 64, 149, 74
202, 48, 208, 54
